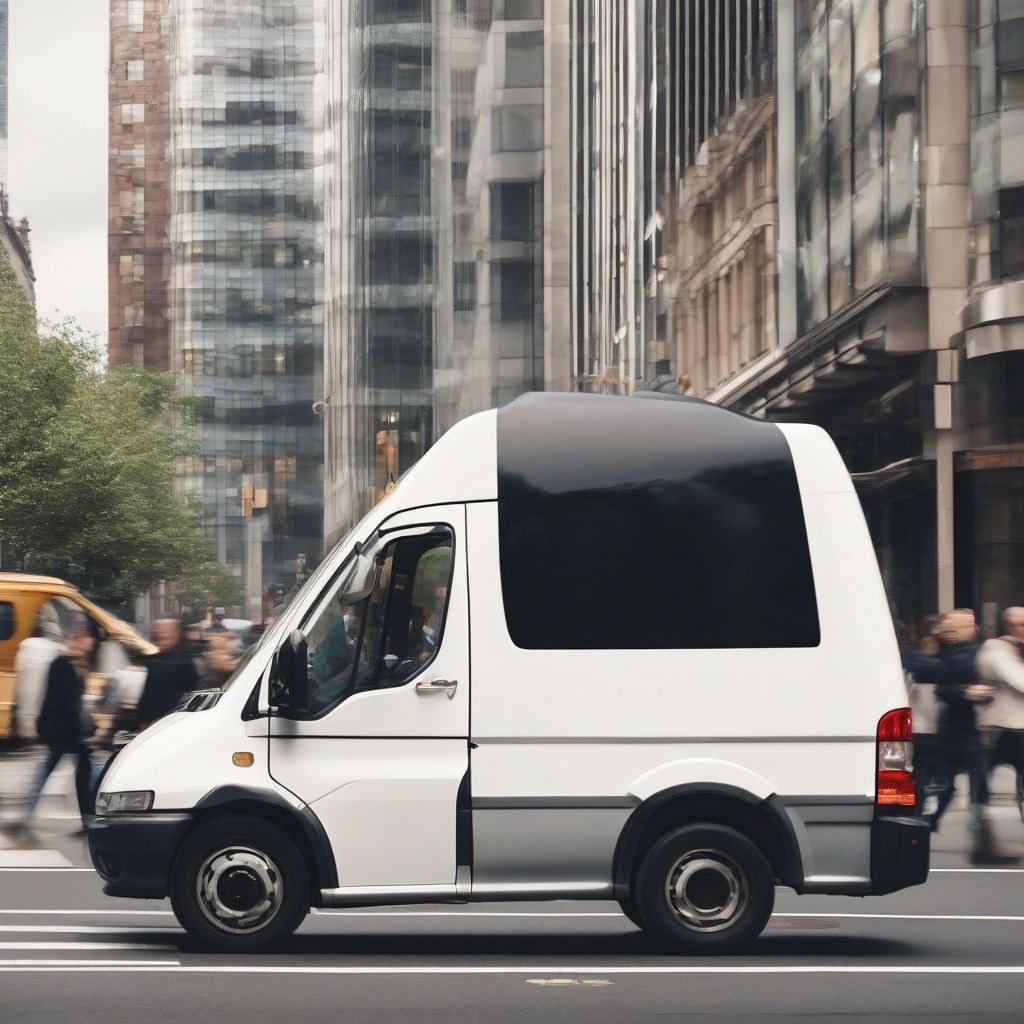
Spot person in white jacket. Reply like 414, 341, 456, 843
977, 607, 1024, 800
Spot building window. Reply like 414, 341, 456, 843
491, 260, 534, 321
492, 105, 544, 152
123, 303, 144, 328
1000, 186, 1024, 277
454, 261, 476, 311
490, 182, 534, 241
495, 0, 543, 19
121, 103, 144, 126
127, 0, 144, 31
126, 59, 144, 81
505, 31, 544, 88
119, 253, 145, 281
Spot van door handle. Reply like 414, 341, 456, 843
416, 677, 458, 699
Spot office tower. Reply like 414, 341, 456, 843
167, 0, 324, 613
323, 1, 572, 542
109, 0, 172, 370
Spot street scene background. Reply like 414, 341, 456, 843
1, 0, 1024, 1020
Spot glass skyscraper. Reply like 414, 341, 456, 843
323, 1, 571, 541
167, 0, 324, 614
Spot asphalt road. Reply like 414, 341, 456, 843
2, 759, 1023, 1022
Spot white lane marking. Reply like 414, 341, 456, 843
0, 942, 170, 950
0, 851, 73, 868
0, 926, 178, 934
313, 910, 624, 918
772, 913, 1024, 922
3, 910, 1024, 925
0, 910, 174, 916
0, 960, 179, 967
930, 868, 1024, 874
1, 965, 1024, 976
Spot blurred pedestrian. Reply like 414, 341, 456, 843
207, 607, 227, 634
901, 617, 952, 819
204, 628, 241, 688
977, 606, 1024, 802
931, 609, 1017, 864
12, 602, 65, 745
20, 613, 97, 834
136, 618, 201, 729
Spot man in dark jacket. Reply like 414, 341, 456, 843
21, 614, 97, 832
924, 610, 1016, 865
136, 618, 201, 728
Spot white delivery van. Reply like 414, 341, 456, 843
88, 393, 928, 953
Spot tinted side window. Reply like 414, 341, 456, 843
497, 396, 820, 649
0, 602, 13, 642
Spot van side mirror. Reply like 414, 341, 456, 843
338, 552, 378, 604
271, 629, 309, 713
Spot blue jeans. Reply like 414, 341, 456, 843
24, 743, 93, 825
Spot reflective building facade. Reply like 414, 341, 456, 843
323, 1, 571, 541
167, 0, 324, 613
626, 2, 1023, 632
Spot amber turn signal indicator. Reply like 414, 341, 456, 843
232, 751, 255, 767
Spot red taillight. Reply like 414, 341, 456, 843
877, 707, 912, 742
876, 707, 915, 807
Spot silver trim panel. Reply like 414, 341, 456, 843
472, 797, 639, 810
472, 736, 875, 745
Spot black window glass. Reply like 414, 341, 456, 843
497, 394, 820, 649
999, 186, 1024, 277
0, 602, 14, 642
301, 530, 454, 716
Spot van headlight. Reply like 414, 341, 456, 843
96, 791, 154, 816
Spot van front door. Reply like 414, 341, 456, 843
268, 505, 469, 893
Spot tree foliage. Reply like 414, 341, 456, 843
0, 258, 210, 603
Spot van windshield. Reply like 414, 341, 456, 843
219, 547, 356, 692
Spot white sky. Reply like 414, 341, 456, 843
8, 0, 108, 345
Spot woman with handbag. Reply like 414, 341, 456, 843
20, 613, 98, 835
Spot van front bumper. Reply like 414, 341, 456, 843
871, 814, 930, 895
87, 812, 192, 899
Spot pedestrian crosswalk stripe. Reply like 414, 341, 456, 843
0, 942, 170, 950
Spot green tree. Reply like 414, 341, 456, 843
0, 258, 211, 603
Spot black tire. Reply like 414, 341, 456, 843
618, 896, 647, 931
170, 815, 310, 953
634, 823, 774, 954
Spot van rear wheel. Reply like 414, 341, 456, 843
634, 823, 774, 954
171, 815, 309, 953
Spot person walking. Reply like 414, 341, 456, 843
932, 609, 1017, 865
977, 606, 1024, 810
21, 614, 98, 834
901, 617, 953, 819
136, 618, 201, 729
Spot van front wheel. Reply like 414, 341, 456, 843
634, 823, 774, 954
171, 815, 310, 953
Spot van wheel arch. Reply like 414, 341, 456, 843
612, 784, 802, 898
186, 788, 338, 898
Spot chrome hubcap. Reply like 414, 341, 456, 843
196, 846, 282, 934
665, 849, 747, 932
